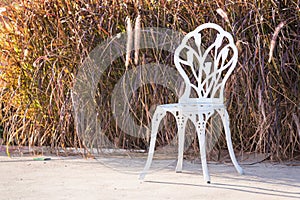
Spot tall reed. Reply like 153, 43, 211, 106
0, 0, 299, 160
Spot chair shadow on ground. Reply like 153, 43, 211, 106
145, 163, 300, 199
145, 180, 300, 199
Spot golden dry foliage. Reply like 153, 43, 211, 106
0, 0, 299, 160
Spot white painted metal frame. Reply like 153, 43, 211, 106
139, 23, 244, 183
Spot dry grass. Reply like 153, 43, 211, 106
0, 0, 299, 160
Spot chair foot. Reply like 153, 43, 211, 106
175, 162, 183, 173
139, 173, 146, 180
237, 167, 244, 175
233, 160, 244, 175
204, 176, 210, 184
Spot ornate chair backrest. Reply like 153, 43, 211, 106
174, 23, 238, 103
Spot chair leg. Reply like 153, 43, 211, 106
196, 121, 211, 183
139, 107, 166, 180
220, 109, 244, 175
175, 117, 187, 173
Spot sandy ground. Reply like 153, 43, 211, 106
0, 154, 299, 200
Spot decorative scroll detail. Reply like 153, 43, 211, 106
174, 23, 238, 101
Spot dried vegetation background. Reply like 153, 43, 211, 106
0, 0, 299, 160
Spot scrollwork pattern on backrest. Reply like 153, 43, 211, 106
174, 23, 238, 102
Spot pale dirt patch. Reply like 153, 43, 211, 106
0, 152, 299, 200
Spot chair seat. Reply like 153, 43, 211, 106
158, 100, 225, 113
179, 97, 224, 104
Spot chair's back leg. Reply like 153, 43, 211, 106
218, 108, 244, 175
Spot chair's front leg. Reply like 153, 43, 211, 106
175, 115, 187, 173
196, 121, 211, 183
218, 109, 244, 175
139, 107, 166, 180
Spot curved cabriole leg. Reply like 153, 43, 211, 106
218, 109, 244, 175
175, 114, 187, 173
139, 107, 166, 180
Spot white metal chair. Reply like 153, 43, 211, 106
139, 23, 244, 183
